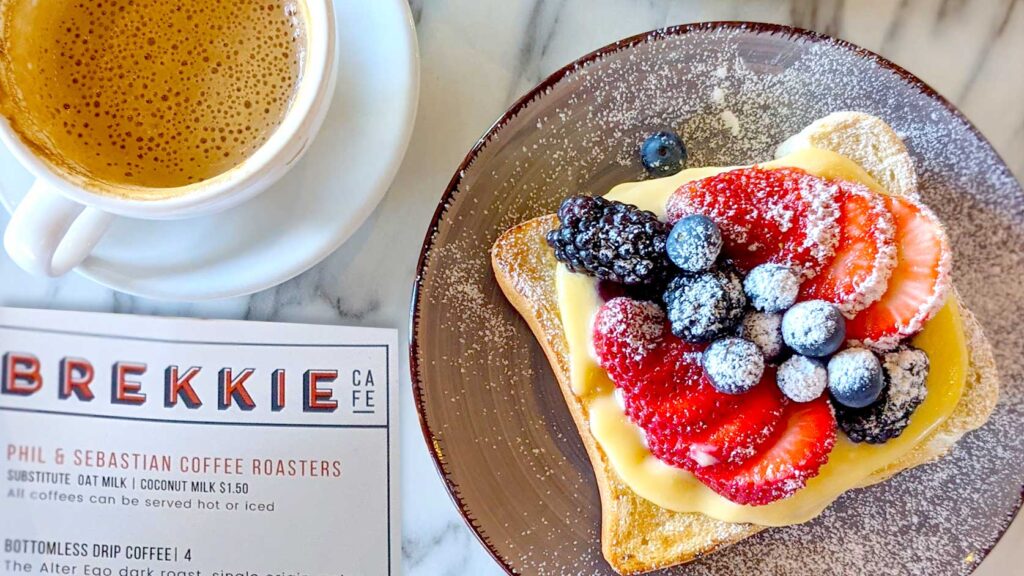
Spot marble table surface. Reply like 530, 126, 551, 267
1, 0, 1021, 574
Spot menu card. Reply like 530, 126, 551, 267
0, 307, 399, 576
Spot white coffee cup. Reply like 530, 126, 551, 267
1, 0, 337, 277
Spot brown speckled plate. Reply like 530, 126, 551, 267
410, 22, 1024, 575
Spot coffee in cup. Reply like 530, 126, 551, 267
0, 0, 307, 198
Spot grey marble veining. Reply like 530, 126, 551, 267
1, 0, 1021, 574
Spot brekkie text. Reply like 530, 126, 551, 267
0, 352, 379, 413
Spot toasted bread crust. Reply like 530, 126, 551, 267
492, 215, 998, 575
775, 111, 919, 199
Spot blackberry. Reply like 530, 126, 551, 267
662, 265, 746, 342
836, 346, 929, 444
547, 195, 670, 285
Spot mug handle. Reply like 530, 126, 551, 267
3, 180, 115, 277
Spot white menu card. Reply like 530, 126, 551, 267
0, 307, 399, 576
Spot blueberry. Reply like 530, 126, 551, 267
781, 300, 845, 357
702, 337, 764, 395
737, 310, 785, 360
827, 348, 884, 408
667, 215, 722, 272
777, 355, 828, 403
640, 131, 687, 177
743, 264, 800, 313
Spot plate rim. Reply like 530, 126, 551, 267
0, 0, 421, 301
408, 21, 1022, 575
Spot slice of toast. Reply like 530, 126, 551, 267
491, 118, 999, 575
775, 111, 919, 199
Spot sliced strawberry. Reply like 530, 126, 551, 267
689, 370, 788, 466
593, 297, 725, 439
799, 183, 897, 317
666, 167, 840, 277
846, 196, 951, 350
694, 396, 837, 506
623, 349, 736, 438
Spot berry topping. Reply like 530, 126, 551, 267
624, 348, 743, 464
743, 263, 800, 313
782, 300, 846, 357
799, 183, 896, 317
593, 302, 788, 471
845, 196, 952, 350
663, 266, 747, 343
667, 215, 722, 273
777, 355, 828, 403
690, 374, 787, 465
694, 396, 837, 506
620, 345, 721, 425
596, 279, 667, 304
640, 131, 687, 177
592, 298, 667, 381
836, 346, 930, 443
703, 337, 765, 395
547, 195, 671, 285
638, 376, 744, 469
666, 167, 840, 277
738, 310, 785, 360
827, 347, 884, 408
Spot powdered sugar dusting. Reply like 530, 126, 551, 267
593, 297, 665, 363
664, 267, 747, 342
414, 24, 1021, 576
797, 177, 842, 271
720, 110, 741, 136
782, 300, 844, 353
839, 183, 898, 317
778, 355, 829, 403
743, 264, 800, 313
858, 198, 953, 351
738, 310, 785, 360
883, 347, 929, 410
702, 337, 765, 394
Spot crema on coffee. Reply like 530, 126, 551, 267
0, 0, 306, 194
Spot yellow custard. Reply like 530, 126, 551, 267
556, 148, 968, 527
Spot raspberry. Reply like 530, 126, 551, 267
592, 298, 669, 382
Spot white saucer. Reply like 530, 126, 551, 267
0, 0, 419, 301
